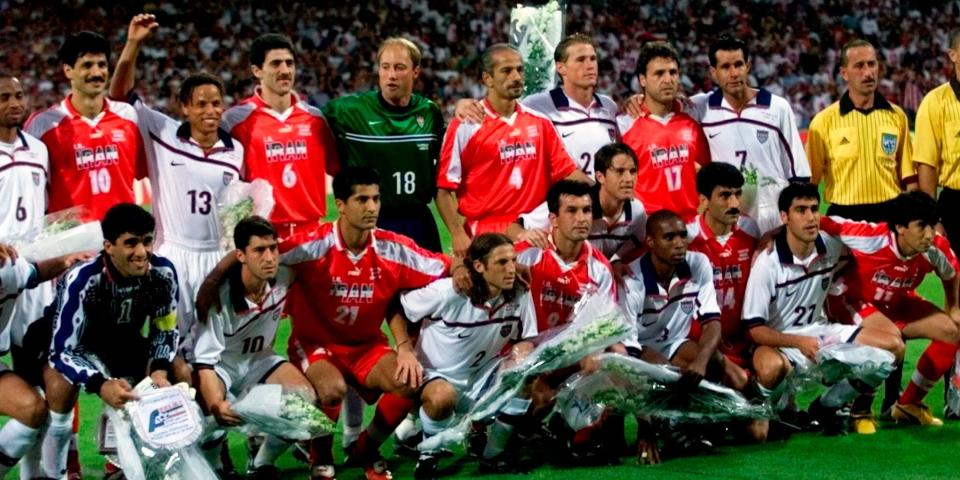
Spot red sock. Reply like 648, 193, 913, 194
900, 341, 958, 405
322, 403, 342, 423
352, 393, 415, 460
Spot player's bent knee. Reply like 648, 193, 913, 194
42, 368, 78, 413
753, 350, 787, 389
421, 385, 457, 419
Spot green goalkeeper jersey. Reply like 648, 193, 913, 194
323, 90, 444, 211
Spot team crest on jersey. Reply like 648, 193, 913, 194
881, 133, 897, 156
526, 125, 539, 138
416, 115, 425, 128
111, 130, 126, 142
680, 298, 695, 314
756, 130, 768, 144
222, 172, 234, 185
499, 323, 513, 338
821, 277, 830, 290
32, 172, 41, 185
297, 125, 311, 137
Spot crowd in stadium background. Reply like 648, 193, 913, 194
4, 0, 958, 127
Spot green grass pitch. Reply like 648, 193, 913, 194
16, 196, 960, 479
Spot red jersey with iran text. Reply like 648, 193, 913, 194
279, 222, 449, 347
25, 96, 145, 219
687, 214, 759, 360
438, 100, 576, 230
515, 238, 615, 331
617, 103, 710, 221
820, 216, 958, 308
222, 90, 339, 228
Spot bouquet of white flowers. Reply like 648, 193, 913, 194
218, 179, 275, 251
12, 207, 103, 262
232, 384, 335, 440
510, 1, 564, 95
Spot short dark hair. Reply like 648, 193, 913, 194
234, 215, 277, 251
554, 33, 594, 62
250, 33, 296, 68
840, 39, 875, 67
708, 35, 750, 67
594, 143, 638, 174
333, 166, 381, 201
481, 43, 520, 75
646, 209, 683, 237
547, 179, 593, 214
778, 183, 820, 213
465, 233, 516, 305
0, 71, 16, 82
635, 41, 679, 77
696, 162, 744, 197
58, 31, 110, 67
101, 203, 155, 243
178, 72, 224, 105
888, 191, 939, 230
951, 29, 960, 50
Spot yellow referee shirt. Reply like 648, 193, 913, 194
807, 92, 914, 205
913, 79, 960, 189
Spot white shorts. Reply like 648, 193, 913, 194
214, 353, 287, 399
9, 280, 54, 347
423, 359, 501, 413
643, 333, 692, 361
156, 241, 226, 359
778, 323, 861, 370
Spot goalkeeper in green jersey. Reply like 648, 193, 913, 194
323, 37, 445, 253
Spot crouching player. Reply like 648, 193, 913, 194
742, 184, 904, 435
192, 216, 317, 479
391, 233, 537, 477
43, 204, 182, 478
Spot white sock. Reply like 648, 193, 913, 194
0, 419, 41, 475
18, 437, 42, 480
483, 418, 515, 459
418, 407, 455, 439
821, 379, 860, 408
253, 435, 292, 468
341, 388, 365, 447
41, 410, 73, 478
394, 413, 421, 442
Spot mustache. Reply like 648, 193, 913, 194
86, 76, 105, 83
726, 208, 740, 215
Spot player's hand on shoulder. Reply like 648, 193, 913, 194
394, 343, 423, 390
451, 231, 472, 259
517, 228, 550, 249
100, 378, 138, 409
620, 93, 645, 118
127, 13, 159, 43
211, 400, 244, 426
452, 262, 473, 294
611, 260, 630, 287
454, 99, 485, 124
196, 280, 223, 324
0, 243, 18, 266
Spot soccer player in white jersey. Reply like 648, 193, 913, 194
454, 34, 619, 176
192, 216, 314, 479
392, 233, 537, 477
110, 15, 245, 377
742, 183, 903, 435
686, 36, 810, 233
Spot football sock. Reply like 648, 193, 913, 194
418, 406, 455, 443
900, 340, 958, 405
253, 435, 293, 468
483, 398, 531, 459
41, 410, 73, 478
394, 413, 420, 442
341, 388, 365, 447
352, 393, 414, 459
821, 379, 868, 408
0, 419, 41, 475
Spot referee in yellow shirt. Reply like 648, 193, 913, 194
915, 29, 960, 244
807, 39, 916, 222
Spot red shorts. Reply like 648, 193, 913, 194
688, 321, 750, 368
830, 292, 935, 330
465, 216, 515, 236
288, 338, 393, 388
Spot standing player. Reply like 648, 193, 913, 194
820, 193, 960, 428
110, 14, 244, 375
41, 204, 179, 479
392, 234, 538, 476
192, 216, 315, 479
742, 184, 904, 435
222, 33, 339, 238
689, 36, 810, 233
323, 37, 445, 252
436, 44, 585, 257
618, 42, 710, 222
455, 33, 620, 177
806, 39, 915, 222
24, 31, 146, 221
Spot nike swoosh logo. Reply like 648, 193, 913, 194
562, 132, 574, 138
708, 132, 721, 138
170, 161, 185, 166
785, 290, 795, 298
457, 332, 471, 339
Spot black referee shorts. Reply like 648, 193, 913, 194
826, 199, 897, 223
377, 203, 443, 253
939, 188, 960, 244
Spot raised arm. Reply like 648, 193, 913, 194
109, 14, 158, 100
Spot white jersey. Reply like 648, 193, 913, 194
690, 89, 810, 233
0, 131, 48, 240
518, 197, 646, 261
522, 87, 619, 176
0, 259, 37, 350
742, 230, 845, 333
131, 94, 244, 250
400, 278, 538, 387
191, 265, 292, 369
619, 251, 721, 356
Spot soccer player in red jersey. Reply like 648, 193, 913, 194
437, 44, 586, 257
821, 192, 960, 429
618, 42, 711, 222
281, 167, 450, 480
25, 31, 146, 221
222, 34, 339, 238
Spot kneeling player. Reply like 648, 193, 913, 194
43, 204, 181, 478
742, 184, 904, 435
192, 216, 316, 479
392, 234, 537, 477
